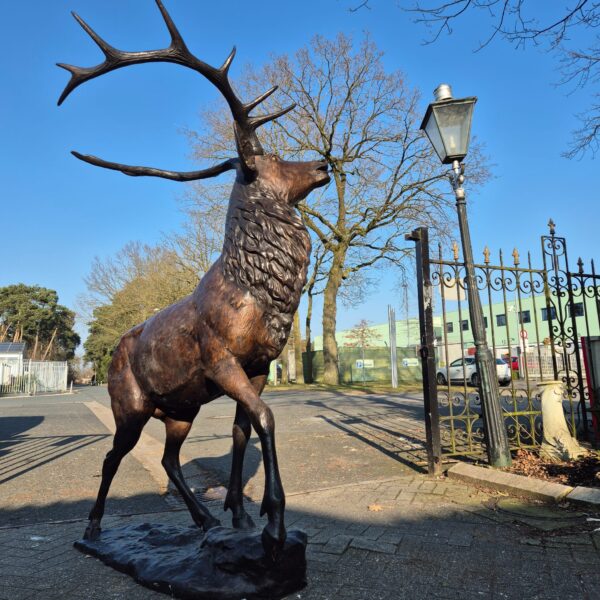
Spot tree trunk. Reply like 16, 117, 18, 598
32, 332, 39, 360
305, 293, 314, 383
293, 311, 304, 384
280, 341, 289, 384
41, 328, 58, 361
322, 249, 346, 385
0, 322, 10, 343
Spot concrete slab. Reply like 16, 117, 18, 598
447, 462, 573, 502
496, 498, 585, 531
566, 486, 600, 508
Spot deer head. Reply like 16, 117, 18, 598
57, 0, 330, 198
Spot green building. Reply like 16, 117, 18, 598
305, 292, 599, 383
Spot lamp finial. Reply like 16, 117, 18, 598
434, 84, 453, 101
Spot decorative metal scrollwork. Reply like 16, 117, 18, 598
431, 220, 600, 457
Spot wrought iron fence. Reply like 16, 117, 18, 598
431, 244, 547, 456
412, 221, 600, 462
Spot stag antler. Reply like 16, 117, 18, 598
57, 0, 295, 180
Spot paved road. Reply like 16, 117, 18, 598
1, 386, 599, 599
0, 390, 166, 527
0, 386, 427, 527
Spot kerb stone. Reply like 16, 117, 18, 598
566, 486, 600, 508
447, 462, 572, 503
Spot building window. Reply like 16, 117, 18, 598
446, 322, 454, 333
461, 319, 469, 331
496, 314, 506, 326
568, 302, 584, 318
519, 310, 531, 324
541, 306, 557, 321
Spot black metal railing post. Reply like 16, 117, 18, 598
407, 227, 441, 475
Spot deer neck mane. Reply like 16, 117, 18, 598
221, 182, 311, 347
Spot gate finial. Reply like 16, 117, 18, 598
452, 241, 459, 261
512, 248, 520, 266
548, 218, 556, 235
483, 246, 490, 265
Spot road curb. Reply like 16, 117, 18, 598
0, 390, 75, 400
447, 462, 600, 510
565, 486, 600, 508
447, 462, 573, 502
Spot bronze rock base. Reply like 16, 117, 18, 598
74, 523, 307, 600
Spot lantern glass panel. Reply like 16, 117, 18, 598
432, 101, 474, 162
424, 114, 446, 164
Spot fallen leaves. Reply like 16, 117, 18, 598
505, 449, 600, 488
368, 504, 384, 512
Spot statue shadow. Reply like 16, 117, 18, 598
0, 415, 45, 456
0, 415, 110, 485
175, 439, 263, 501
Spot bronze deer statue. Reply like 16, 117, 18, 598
58, 0, 329, 554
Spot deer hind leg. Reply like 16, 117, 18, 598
211, 361, 286, 555
161, 416, 220, 531
224, 403, 256, 530
84, 412, 149, 540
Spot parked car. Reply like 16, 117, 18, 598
436, 357, 511, 387
504, 356, 519, 371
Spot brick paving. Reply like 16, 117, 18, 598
1, 473, 599, 599
1, 388, 599, 599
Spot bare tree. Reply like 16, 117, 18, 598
82, 188, 224, 315
82, 242, 197, 378
80, 172, 228, 379
190, 33, 489, 384
82, 242, 192, 310
164, 183, 228, 286
344, 319, 383, 349
344, 319, 383, 384
406, 0, 600, 158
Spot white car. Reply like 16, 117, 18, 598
436, 357, 511, 387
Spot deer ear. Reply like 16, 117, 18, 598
233, 124, 259, 180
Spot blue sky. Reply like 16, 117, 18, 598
1, 1, 598, 343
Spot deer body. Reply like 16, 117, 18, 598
58, 1, 329, 555
117, 165, 314, 415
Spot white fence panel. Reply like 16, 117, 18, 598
0, 360, 68, 396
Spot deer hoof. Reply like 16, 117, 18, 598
261, 522, 286, 562
83, 520, 101, 541
232, 512, 256, 530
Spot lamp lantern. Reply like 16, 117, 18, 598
420, 84, 477, 165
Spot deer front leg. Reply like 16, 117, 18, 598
211, 360, 285, 556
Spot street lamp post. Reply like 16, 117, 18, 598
421, 84, 511, 467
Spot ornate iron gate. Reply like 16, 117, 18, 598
542, 220, 600, 441
411, 221, 600, 465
